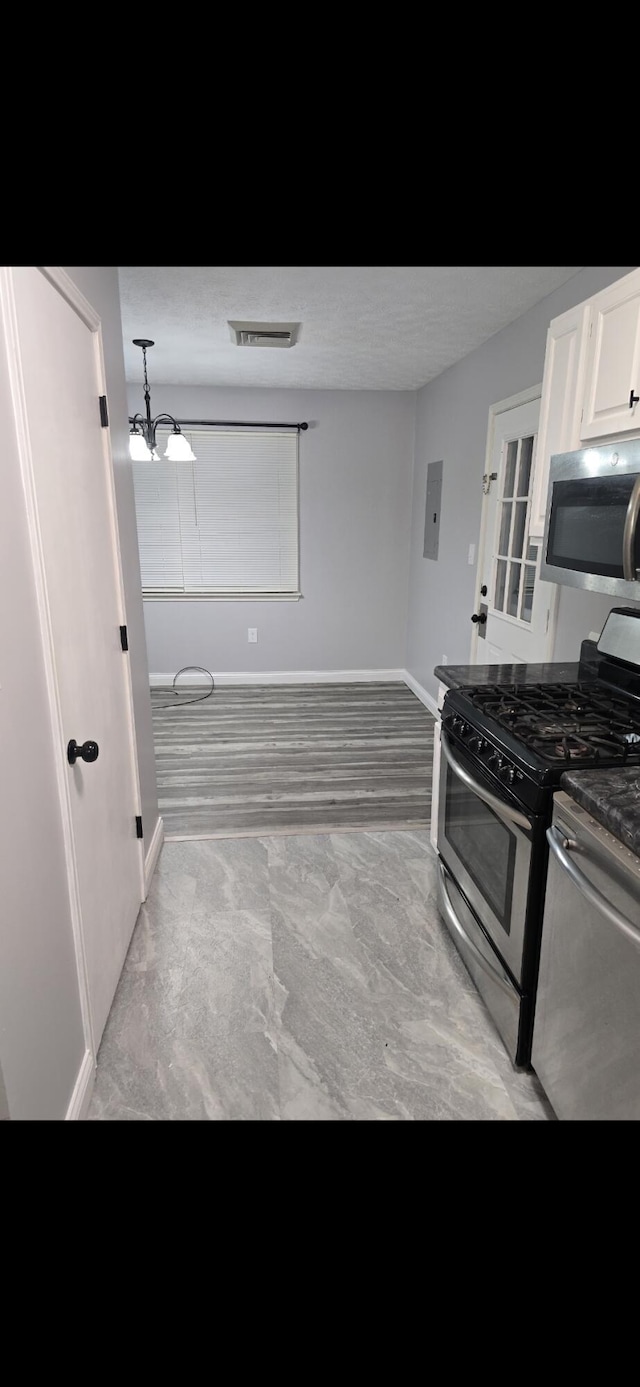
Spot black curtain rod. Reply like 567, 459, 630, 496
129, 417, 309, 431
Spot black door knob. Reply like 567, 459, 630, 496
471, 612, 487, 625
67, 739, 99, 765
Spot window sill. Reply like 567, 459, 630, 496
142, 591, 303, 602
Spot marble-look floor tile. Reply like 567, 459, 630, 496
270, 835, 526, 1121
166, 836, 271, 916
88, 830, 553, 1122
89, 841, 278, 1121
90, 917, 278, 1121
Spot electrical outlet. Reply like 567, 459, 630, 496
468, 543, 476, 565
248, 628, 258, 643
442, 654, 448, 664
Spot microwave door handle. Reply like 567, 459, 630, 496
440, 730, 531, 831
437, 861, 516, 997
622, 475, 640, 581
547, 826, 640, 944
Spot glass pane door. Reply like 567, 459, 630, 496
493, 433, 538, 624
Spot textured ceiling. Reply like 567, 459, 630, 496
119, 266, 583, 392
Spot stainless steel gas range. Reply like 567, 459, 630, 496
436, 607, 640, 1069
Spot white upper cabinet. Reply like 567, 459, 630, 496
529, 303, 590, 537
580, 267, 640, 441
530, 268, 640, 539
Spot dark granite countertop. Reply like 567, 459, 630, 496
433, 659, 582, 690
433, 639, 600, 692
560, 768, 640, 858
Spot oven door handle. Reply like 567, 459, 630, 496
440, 730, 531, 831
437, 861, 516, 997
547, 825, 640, 944
622, 474, 640, 581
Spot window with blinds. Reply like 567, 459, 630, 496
132, 428, 300, 597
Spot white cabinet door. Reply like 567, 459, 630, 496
580, 267, 640, 442
529, 303, 590, 537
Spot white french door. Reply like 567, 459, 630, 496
472, 394, 558, 665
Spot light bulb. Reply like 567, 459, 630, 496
165, 431, 196, 462
129, 432, 153, 461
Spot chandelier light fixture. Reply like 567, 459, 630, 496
128, 339, 196, 463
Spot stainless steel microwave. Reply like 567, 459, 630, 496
540, 439, 640, 598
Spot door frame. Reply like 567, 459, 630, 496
0, 266, 145, 1117
471, 382, 559, 664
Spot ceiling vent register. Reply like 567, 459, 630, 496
228, 320, 300, 348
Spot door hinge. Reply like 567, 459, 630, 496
135, 815, 143, 839
120, 624, 129, 651
99, 395, 109, 427
482, 471, 498, 495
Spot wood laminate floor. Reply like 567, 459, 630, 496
151, 682, 434, 840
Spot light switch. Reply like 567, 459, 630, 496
468, 543, 476, 565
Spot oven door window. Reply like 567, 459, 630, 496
444, 763, 517, 935
546, 474, 640, 578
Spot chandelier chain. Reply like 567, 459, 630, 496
142, 344, 150, 399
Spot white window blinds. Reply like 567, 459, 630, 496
132, 428, 300, 596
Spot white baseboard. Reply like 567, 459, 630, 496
150, 668, 406, 688
144, 815, 165, 897
402, 670, 439, 719
66, 1049, 95, 1120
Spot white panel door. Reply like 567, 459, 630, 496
8, 267, 143, 1048
581, 268, 640, 441
472, 397, 558, 665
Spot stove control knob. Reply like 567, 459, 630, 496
500, 765, 516, 785
489, 752, 503, 770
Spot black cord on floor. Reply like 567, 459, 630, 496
153, 666, 215, 710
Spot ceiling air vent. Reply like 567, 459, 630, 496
228, 320, 300, 348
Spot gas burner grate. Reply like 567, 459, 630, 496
461, 680, 640, 766
527, 733, 637, 763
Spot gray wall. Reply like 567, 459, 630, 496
66, 268, 159, 842
0, 294, 86, 1119
0, 1061, 8, 1122
405, 267, 639, 701
129, 384, 416, 674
